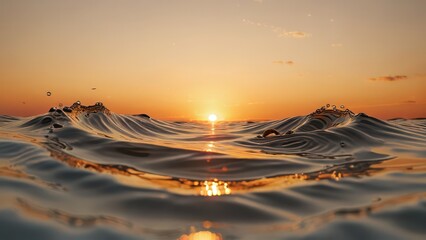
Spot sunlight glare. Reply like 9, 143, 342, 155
208, 114, 217, 122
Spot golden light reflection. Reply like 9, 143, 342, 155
331, 171, 343, 181
47, 143, 426, 197
200, 179, 232, 197
315, 171, 343, 181
210, 122, 215, 133
48, 147, 310, 196
208, 114, 217, 132
204, 141, 215, 152
178, 231, 223, 240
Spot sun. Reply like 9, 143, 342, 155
208, 114, 217, 122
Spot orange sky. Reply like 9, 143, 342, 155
1, 0, 425, 120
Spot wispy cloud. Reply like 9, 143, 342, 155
370, 75, 408, 82
273, 60, 294, 65
285, 31, 309, 38
403, 100, 416, 104
242, 19, 310, 39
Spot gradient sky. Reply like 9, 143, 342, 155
1, 0, 425, 120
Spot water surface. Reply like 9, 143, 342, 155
0, 103, 425, 239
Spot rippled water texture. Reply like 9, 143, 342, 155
0, 102, 425, 240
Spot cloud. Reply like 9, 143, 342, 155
403, 100, 416, 104
273, 60, 294, 65
242, 19, 310, 39
283, 31, 309, 38
370, 75, 408, 82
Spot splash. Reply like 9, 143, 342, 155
63, 101, 110, 115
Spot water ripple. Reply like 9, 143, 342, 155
0, 102, 425, 239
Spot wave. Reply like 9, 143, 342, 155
0, 102, 425, 239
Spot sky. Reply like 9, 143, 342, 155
0, 0, 425, 120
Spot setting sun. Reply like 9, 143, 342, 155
208, 114, 217, 122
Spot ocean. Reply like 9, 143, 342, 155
0, 102, 425, 240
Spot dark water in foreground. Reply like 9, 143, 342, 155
0, 103, 425, 240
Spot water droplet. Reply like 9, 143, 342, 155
332, 105, 336, 111
76, 101, 81, 105
46, 91, 51, 96
340, 105, 345, 109
340, 142, 345, 148
95, 102, 103, 106
59, 103, 63, 107
326, 104, 330, 108
91, 88, 96, 90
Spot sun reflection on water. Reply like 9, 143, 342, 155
200, 179, 232, 197
204, 141, 215, 152
178, 231, 223, 240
